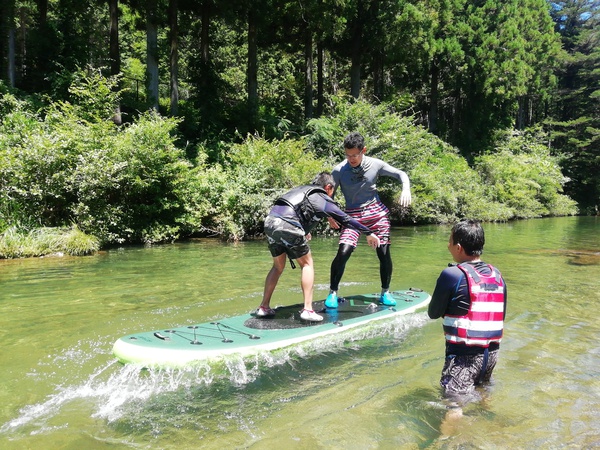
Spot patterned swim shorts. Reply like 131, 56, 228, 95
339, 200, 390, 247
440, 349, 499, 396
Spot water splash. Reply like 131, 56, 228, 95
1, 312, 429, 434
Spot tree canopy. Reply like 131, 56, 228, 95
0, 0, 596, 254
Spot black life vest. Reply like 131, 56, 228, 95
275, 185, 327, 230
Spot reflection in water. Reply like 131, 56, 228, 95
0, 217, 599, 449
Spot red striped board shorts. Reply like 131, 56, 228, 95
339, 200, 391, 247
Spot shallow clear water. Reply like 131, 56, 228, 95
1, 217, 599, 449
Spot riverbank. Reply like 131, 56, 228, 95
2, 213, 592, 259
0, 226, 100, 258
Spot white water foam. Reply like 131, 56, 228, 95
1, 312, 429, 433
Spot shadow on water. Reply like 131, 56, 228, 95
560, 249, 600, 266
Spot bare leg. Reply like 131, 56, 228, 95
440, 407, 463, 437
295, 252, 315, 310
260, 253, 286, 309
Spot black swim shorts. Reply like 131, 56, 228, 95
264, 215, 310, 260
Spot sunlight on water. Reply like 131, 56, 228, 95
1, 217, 599, 449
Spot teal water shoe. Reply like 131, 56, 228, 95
380, 291, 396, 306
325, 292, 338, 308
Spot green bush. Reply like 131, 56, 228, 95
306, 100, 577, 223
0, 71, 197, 245
191, 135, 329, 241
306, 98, 492, 222
69, 111, 193, 244
0, 225, 99, 258
307, 98, 436, 170
410, 152, 512, 223
0, 106, 66, 228
476, 130, 578, 218
0, 81, 579, 252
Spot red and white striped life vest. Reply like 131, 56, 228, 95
443, 263, 505, 347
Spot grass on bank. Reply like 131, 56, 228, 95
0, 226, 100, 258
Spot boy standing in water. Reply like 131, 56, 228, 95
428, 219, 507, 397
258, 172, 381, 322
325, 132, 412, 308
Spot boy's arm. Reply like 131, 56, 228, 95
321, 196, 374, 235
428, 267, 462, 319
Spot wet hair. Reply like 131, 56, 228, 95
312, 171, 335, 189
451, 219, 485, 256
343, 132, 365, 150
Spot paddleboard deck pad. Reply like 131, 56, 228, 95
112, 288, 430, 368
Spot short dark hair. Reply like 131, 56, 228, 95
312, 171, 335, 189
451, 219, 485, 256
343, 132, 365, 150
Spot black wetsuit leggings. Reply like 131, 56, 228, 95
329, 243, 393, 292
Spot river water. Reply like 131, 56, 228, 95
0, 217, 599, 449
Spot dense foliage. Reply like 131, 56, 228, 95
0, 72, 577, 257
0, 1, 597, 211
0, 1, 594, 256
548, 0, 600, 214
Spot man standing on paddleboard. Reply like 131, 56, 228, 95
325, 131, 412, 309
428, 219, 507, 398
258, 172, 381, 322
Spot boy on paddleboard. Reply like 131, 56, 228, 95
258, 172, 381, 321
325, 132, 412, 309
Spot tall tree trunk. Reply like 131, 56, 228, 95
372, 50, 384, 103
304, 29, 313, 120
247, 8, 258, 127
146, 0, 159, 110
0, 1, 5, 82
349, 0, 366, 99
349, 23, 362, 99
429, 61, 439, 134
18, 6, 26, 85
37, 0, 48, 22
109, 0, 120, 82
198, 0, 211, 99
350, 0, 367, 98
316, 40, 324, 118
4, 0, 16, 87
451, 87, 462, 144
200, 0, 210, 65
516, 96, 527, 130
169, 0, 179, 116
7, 25, 16, 88
34, 0, 50, 90
109, 0, 122, 124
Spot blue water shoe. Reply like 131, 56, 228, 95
325, 291, 338, 308
380, 291, 397, 306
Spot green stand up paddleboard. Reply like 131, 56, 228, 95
112, 288, 431, 368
